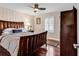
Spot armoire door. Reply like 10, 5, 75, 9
60, 7, 77, 56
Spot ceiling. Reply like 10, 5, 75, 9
0, 3, 75, 16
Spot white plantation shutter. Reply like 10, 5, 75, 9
45, 16, 54, 33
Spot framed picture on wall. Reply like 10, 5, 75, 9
36, 17, 41, 24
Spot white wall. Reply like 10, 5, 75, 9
34, 12, 60, 41
0, 7, 34, 30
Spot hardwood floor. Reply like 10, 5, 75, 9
32, 45, 60, 56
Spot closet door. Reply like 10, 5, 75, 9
60, 7, 77, 56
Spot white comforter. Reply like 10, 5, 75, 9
0, 32, 35, 56
0, 31, 45, 56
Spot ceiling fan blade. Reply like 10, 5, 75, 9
34, 4, 38, 8
38, 8, 46, 10
27, 4, 34, 8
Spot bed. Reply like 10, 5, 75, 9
0, 20, 47, 56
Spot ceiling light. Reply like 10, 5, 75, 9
34, 8, 39, 13
34, 8, 39, 11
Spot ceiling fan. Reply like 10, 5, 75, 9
27, 4, 46, 12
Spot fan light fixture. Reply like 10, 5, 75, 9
34, 8, 39, 12
34, 8, 39, 11
27, 4, 46, 13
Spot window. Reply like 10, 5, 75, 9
45, 16, 54, 33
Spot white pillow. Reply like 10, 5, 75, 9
2, 28, 16, 35
3, 28, 15, 32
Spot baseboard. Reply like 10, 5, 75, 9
47, 39, 60, 47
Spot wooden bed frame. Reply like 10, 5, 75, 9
0, 20, 24, 35
0, 20, 47, 56
18, 31, 47, 56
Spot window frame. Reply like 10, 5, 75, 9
45, 16, 54, 33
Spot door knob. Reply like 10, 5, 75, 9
73, 44, 79, 49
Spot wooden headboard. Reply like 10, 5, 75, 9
0, 20, 24, 35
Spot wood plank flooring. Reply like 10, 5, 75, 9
32, 45, 60, 56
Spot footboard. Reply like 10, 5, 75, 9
18, 31, 47, 56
